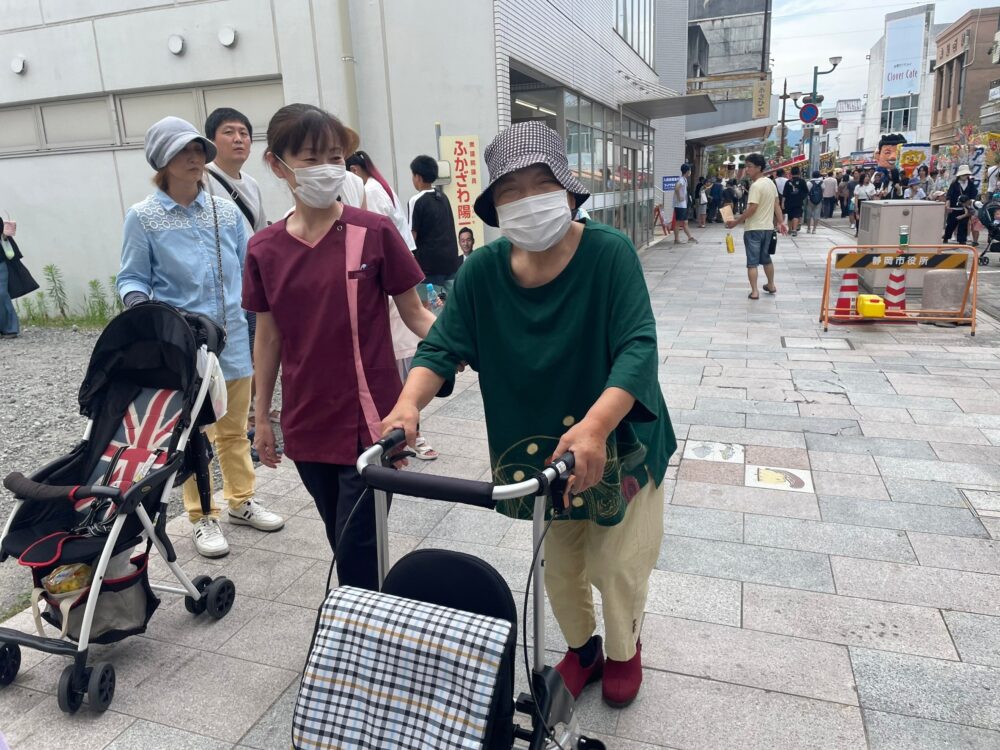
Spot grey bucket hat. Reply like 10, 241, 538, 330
474, 121, 590, 227
144, 116, 217, 170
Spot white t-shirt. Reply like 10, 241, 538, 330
364, 179, 416, 251
775, 176, 788, 195
674, 178, 688, 208
854, 183, 876, 201
204, 163, 267, 233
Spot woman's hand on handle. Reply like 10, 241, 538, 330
380, 401, 421, 459
550, 418, 608, 508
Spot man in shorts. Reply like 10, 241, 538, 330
725, 153, 787, 299
672, 163, 698, 244
782, 166, 807, 236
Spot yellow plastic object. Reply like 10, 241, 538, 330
856, 294, 886, 318
725, 233, 735, 253
43, 563, 92, 595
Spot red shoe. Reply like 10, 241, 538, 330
554, 636, 605, 700
602, 641, 642, 708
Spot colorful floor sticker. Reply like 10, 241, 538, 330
744, 465, 815, 493
683, 440, 745, 464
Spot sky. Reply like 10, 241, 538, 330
769, 0, 986, 127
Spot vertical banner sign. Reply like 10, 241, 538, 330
438, 135, 485, 250
883, 14, 925, 97
752, 77, 771, 120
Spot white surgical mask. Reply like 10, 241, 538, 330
278, 158, 346, 209
497, 190, 572, 252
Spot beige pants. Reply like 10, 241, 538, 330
182, 376, 256, 522
544, 477, 664, 662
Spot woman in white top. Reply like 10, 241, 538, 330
346, 150, 437, 460
853, 172, 876, 236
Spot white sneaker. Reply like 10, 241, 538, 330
228, 498, 285, 532
192, 517, 230, 558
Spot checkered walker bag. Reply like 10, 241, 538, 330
293, 586, 512, 750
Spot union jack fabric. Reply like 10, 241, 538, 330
293, 586, 512, 750
79, 388, 183, 510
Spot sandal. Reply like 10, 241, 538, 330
748, 293, 759, 300
413, 436, 439, 461
763, 285, 777, 295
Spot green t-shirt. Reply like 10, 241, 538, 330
412, 220, 676, 526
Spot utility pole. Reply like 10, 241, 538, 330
809, 57, 841, 175
777, 78, 802, 163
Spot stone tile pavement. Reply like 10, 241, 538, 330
4, 220, 1000, 748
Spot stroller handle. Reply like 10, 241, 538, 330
3, 472, 120, 504
357, 429, 575, 506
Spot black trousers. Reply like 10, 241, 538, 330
944, 213, 970, 245
295, 460, 391, 591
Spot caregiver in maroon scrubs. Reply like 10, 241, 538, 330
243, 104, 436, 590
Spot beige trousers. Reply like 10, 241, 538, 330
543, 477, 664, 662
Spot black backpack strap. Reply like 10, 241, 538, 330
207, 170, 256, 229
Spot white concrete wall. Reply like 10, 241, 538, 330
652, 0, 690, 210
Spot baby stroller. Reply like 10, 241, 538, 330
977, 200, 1000, 265
292, 429, 606, 750
0, 302, 237, 714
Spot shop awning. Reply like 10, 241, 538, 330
622, 93, 716, 120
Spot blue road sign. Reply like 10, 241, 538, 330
662, 176, 680, 192
800, 103, 819, 124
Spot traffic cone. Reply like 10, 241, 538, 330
884, 269, 907, 316
833, 270, 859, 317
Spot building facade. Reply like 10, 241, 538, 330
680, 0, 776, 179
930, 7, 1000, 148
0, 0, 686, 304
862, 6, 941, 150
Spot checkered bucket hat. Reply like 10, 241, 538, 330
474, 121, 590, 227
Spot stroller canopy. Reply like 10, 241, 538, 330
78, 303, 224, 426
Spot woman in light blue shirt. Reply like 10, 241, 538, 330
118, 116, 284, 559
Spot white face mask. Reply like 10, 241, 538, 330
959, 177, 969, 185
278, 158, 346, 209
497, 190, 572, 252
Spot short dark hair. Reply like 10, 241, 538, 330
265, 103, 355, 160
745, 153, 766, 170
791, 166, 800, 176
775, 168, 785, 176
681, 163, 691, 174
459, 227, 474, 238
812, 170, 821, 178
410, 155, 439, 183
205, 107, 252, 141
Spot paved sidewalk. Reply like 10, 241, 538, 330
4, 221, 1000, 748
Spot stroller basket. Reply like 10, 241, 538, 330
33, 553, 159, 645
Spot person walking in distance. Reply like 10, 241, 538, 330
708, 177, 723, 223
409, 155, 461, 303
725, 153, 787, 300
782, 166, 807, 236
673, 164, 697, 244
821, 171, 838, 218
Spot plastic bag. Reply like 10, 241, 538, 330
42, 563, 92, 596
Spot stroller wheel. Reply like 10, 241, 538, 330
184, 575, 213, 615
87, 662, 116, 712
0, 642, 21, 686
205, 577, 236, 620
983, 256, 991, 266
57, 664, 85, 714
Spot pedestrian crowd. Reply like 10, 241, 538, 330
1, 101, 675, 709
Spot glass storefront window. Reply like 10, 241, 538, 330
594, 134, 605, 193
593, 104, 604, 131
566, 121, 581, 176
564, 91, 579, 123
579, 97, 592, 126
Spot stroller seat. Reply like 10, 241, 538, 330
2, 387, 183, 569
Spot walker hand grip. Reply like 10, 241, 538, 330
377, 429, 407, 453
361, 466, 496, 509
2, 472, 120, 503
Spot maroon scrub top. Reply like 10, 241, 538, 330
243, 205, 425, 464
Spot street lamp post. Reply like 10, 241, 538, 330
809, 55, 842, 175
778, 78, 803, 162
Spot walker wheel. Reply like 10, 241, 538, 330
184, 575, 213, 615
0, 642, 20, 686
205, 577, 236, 620
57, 664, 85, 714
87, 662, 115, 712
